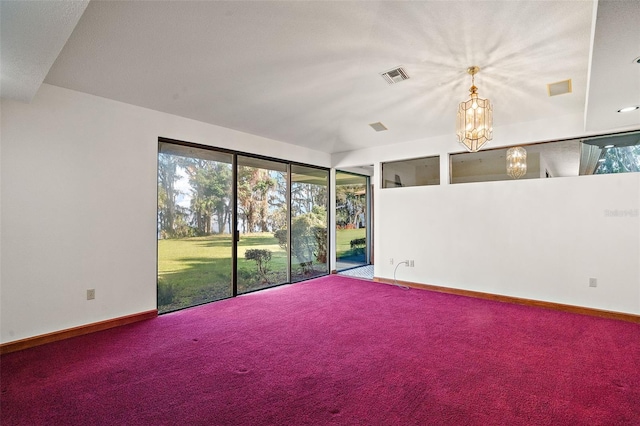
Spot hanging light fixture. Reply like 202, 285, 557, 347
506, 146, 527, 179
456, 66, 493, 152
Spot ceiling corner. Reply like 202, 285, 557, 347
0, 0, 89, 102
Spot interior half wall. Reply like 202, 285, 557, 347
376, 171, 640, 315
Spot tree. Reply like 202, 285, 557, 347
596, 146, 640, 174
335, 184, 366, 228
237, 166, 278, 233
291, 182, 327, 216
180, 158, 232, 235
274, 207, 327, 274
158, 153, 181, 238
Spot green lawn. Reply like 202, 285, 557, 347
336, 228, 366, 263
158, 232, 327, 313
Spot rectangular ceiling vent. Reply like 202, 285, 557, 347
380, 67, 409, 85
369, 122, 388, 132
547, 79, 572, 96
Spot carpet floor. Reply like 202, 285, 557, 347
1, 275, 639, 425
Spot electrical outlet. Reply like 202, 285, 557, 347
409, 260, 415, 267
390, 258, 394, 265
589, 278, 597, 288
87, 289, 95, 300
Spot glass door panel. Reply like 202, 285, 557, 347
158, 140, 331, 312
335, 171, 369, 270
157, 143, 233, 313
291, 165, 329, 281
237, 156, 289, 293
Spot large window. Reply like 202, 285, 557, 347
449, 130, 640, 184
449, 141, 578, 183
157, 144, 233, 313
157, 140, 329, 313
590, 133, 640, 175
382, 156, 440, 188
291, 165, 329, 281
236, 156, 289, 294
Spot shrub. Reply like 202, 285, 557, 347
158, 280, 176, 306
274, 229, 287, 247
274, 213, 328, 275
350, 238, 366, 249
313, 226, 327, 263
245, 249, 272, 283
273, 207, 327, 275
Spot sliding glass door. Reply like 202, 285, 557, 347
157, 143, 233, 313
157, 140, 329, 313
237, 156, 289, 293
335, 171, 369, 270
291, 165, 329, 281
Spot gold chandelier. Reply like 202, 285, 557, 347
506, 146, 527, 179
456, 66, 493, 152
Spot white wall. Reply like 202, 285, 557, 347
377, 174, 639, 314
333, 115, 640, 315
0, 84, 331, 343
2, 83, 638, 344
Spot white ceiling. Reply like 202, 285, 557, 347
2, 1, 639, 154
585, 0, 640, 131
0, 0, 88, 102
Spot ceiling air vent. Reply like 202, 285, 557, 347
369, 122, 388, 132
547, 79, 572, 96
380, 67, 409, 84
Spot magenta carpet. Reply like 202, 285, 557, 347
2, 275, 639, 425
